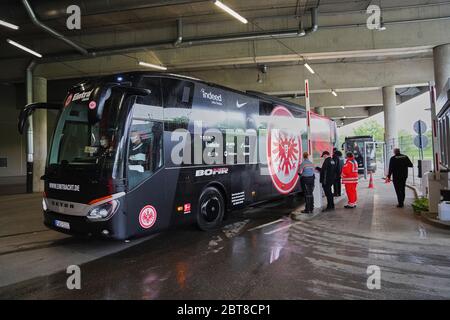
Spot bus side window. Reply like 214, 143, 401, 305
137, 77, 162, 107
127, 99, 164, 190
162, 78, 194, 109
162, 79, 194, 133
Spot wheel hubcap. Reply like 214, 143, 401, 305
201, 196, 221, 223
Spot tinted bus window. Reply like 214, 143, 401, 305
138, 77, 162, 107
162, 78, 194, 109
163, 78, 194, 132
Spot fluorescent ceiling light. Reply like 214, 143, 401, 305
304, 63, 315, 74
6, 39, 42, 58
0, 19, 19, 30
341, 106, 345, 109
214, 1, 248, 24
138, 61, 167, 71
331, 89, 338, 97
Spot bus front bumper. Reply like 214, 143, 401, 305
43, 210, 127, 240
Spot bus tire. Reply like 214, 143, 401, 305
196, 187, 225, 231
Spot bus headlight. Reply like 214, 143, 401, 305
87, 200, 120, 221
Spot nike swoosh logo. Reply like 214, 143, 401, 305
236, 101, 248, 108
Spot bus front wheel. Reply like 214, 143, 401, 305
196, 187, 225, 231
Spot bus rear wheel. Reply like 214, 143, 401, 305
196, 187, 225, 231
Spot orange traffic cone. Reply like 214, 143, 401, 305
368, 172, 374, 189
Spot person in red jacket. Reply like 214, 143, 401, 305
342, 152, 359, 209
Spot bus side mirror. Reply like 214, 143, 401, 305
18, 103, 61, 134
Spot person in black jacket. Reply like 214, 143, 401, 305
387, 148, 414, 208
333, 149, 344, 197
316, 151, 337, 212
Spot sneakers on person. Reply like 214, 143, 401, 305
345, 205, 356, 209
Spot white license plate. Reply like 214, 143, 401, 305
54, 220, 70, 230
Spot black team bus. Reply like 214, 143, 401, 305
19, 72, 337, 240
343, 135, 377, 173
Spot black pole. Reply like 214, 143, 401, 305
26, 161, 33, 193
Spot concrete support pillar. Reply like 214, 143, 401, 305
433, 44, 450, 98
315, 107, 325, 116
382, 86, 398, 156
32, 77, 47, 193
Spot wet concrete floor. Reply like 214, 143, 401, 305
1, 179, 450, 299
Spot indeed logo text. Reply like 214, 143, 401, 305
200, 88, 223, 105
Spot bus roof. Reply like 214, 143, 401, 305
71, 71, 323, 117
345, 136, 374, 140
246, 90, 306, 113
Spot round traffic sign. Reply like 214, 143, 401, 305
413, 120, 427, 135
414, 135, 429, 149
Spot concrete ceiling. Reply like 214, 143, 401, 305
1, 0, 449, 127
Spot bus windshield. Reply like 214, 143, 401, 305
48, 89, 125, 180
347, 140, 373, 153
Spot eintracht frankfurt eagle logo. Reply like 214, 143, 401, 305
267, 106, 302, 194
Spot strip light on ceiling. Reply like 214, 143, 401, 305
6, 39, 42, 58
138, 61, 168, 71
214, 1, 248, 24
304, 63, 315, 74
331, 89, 338, 97
0, 19, 19, 30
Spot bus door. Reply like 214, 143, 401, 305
124, 78, 168, 235
250, 101, 274, 201
228, 94, 259, 208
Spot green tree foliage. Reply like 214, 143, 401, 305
350, 120, 433, 161
398, 129, 433, 160
352, 120, 385, 142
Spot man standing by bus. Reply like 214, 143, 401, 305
317, 151, 337, 212
333, 149, 344, 197
342, 152, 359, 209
387, 148, 413, 208
298, 152, 315, 214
